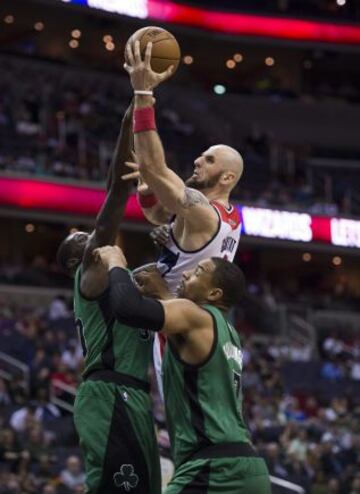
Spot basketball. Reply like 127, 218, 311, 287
125, 26, 181, 75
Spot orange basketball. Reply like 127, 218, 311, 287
125, 26, 181, 75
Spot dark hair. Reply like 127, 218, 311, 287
211, 257, 245, 309
56, 233, 88, 276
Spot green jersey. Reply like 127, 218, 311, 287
163, 304, 250, 468
73, 266, 153, 382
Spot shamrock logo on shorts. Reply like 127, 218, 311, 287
113, 464, 139, 491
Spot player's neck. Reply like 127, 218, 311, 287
204, 189, 230, 208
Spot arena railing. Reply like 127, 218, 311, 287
50, 379, 76, 414
0, 351, 30, 395
0, 284, 72, 306
270, 476, 305, 494
310, 309, 360, 333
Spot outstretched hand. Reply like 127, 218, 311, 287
122, 152, 150, 194
124, 40, 174, 91
150, 225, 171, 247
93, 245, 127, 271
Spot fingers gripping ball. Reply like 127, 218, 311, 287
125, 27, 181, 75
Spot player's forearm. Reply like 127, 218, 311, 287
108, 268, 165, 331
94, 105, 133, 243
109, 103, 134, 192
133, 97, 188, 214
134, 95, 170, 186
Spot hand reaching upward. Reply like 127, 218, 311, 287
124, 41, 174, 91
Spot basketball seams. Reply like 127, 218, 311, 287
125, 27, 180, 74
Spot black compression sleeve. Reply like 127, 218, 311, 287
108, 267, 165, 331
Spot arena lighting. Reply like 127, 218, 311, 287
214, 84, 226, 94
71, 29, 82, 38
226, 59, 236, 69
4, 15, 14, 24
265, 57, 275, 66
337, 0, 346, 5
69, 39, 79, 48
1, 177, 360, 249
34, 22, 44, 32
183, 55, 193, 65
332, 256, 342, 266
58, 0, 360, 45
25, 224, 35, 233
233, 53, 243, 63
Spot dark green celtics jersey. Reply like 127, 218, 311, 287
163, 304, 251, 467
73, 266, 153, 382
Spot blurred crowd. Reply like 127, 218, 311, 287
0, 55, 358, 217
0, 295, 359, 494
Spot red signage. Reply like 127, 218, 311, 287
1, 177, 360, 248
60, 0, 360, 45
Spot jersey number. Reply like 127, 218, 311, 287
75, 318, 87, 357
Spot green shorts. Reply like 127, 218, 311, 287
73, 375, 161, 494
164, 445, 271, 494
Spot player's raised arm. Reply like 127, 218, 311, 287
78, 102, 134, 299
124, 41, 218, 231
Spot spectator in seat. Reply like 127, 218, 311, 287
9, 403, 39, 433
60, 456, 85, 490
48, 296, 69, 321
41, 485, 58, 494
327, 478, 341, 494
61, 341, 83, 371
264, 442, 288, 479
321, 359, 344, 380
0, 429, 24, 472
350, 475, 360, 494
24, 425, 49, 464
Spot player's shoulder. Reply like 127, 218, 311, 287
211, 201, 241, 230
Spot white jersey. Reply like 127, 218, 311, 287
154, 201, 242, 399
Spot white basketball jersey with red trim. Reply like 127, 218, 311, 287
154, 201, 242, 399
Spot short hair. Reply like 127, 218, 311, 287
56, 237, 78, 273
211, 257, 245, 309
56, 233, 88, 275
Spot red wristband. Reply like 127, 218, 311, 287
133, 106, 156, 133
137, 192, 158, 208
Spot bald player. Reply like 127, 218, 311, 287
124, 41, 244, 396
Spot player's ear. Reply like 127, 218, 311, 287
207, 287, 223, 303
220, 172, 236, 186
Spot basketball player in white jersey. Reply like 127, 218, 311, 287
124, 41, 244, 395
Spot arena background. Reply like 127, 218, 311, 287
0, 0, 359, 493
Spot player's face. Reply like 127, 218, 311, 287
65, 231, 89, 273
186, 147, 224, 191
177, 259, 216, 303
